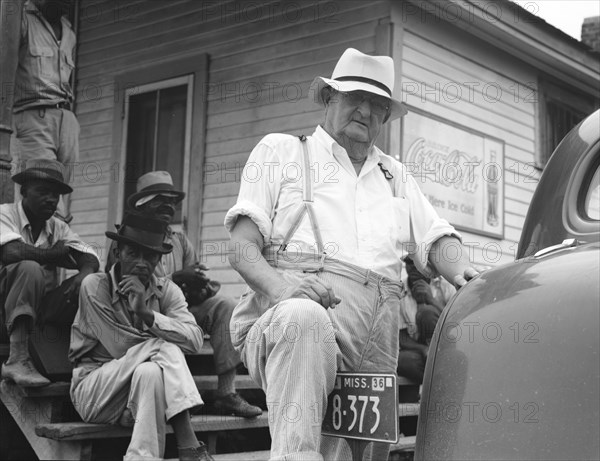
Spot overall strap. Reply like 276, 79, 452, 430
377, 155, 396, 197
277, 135, 326, 268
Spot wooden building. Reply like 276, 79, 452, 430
68, 0, 600, 298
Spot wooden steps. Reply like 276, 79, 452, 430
2, 340, 421, 459
389, 435, 417, 452
10, 374, 260, 399
168, 450, 271, 461
33, 404, 419, 443
36, 413, 270, 441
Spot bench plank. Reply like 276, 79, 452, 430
0, 381, 92, 460
12, 374, 260, 399
12, 375, 414, 398
389, 435, 417, 452
398, 403, 420, 417
167, 450, 271, 461
35, 413, 270, 441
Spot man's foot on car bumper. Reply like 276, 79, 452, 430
212, 392, 263, 418
1, 359, 50, 387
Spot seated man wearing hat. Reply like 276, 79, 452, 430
0, 159, 99, 387
105, 171, 262, 418
69, 212, 213, 461
226, 48, 480, 460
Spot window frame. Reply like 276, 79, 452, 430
109, 54, 208, 250
121, 75, 193, 231
536, 78, 596, 170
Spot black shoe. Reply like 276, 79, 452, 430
179, 442, 215, 461
212, 392, 263, 418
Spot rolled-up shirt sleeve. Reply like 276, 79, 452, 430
224, 137, 282, 241
0, 206, 24, 246
53, 220, 100, 264
148, 280, 204, 354
402, 171, 462, 278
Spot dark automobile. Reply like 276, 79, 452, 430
415, 110, 600, 460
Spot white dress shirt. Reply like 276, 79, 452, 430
0, 200, 99, 292
225, 126, 459, 280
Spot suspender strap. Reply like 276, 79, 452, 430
279, 205, 307, 252
301, 135, 312, 202
305, 202, 324, 255
277, 136, 326, 265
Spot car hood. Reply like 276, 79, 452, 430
416, 242, 600, 460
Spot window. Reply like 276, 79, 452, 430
110, 54, 208, 248
584, 164, 600, 220
537, 79, 597, 169
123, 77, 193, 227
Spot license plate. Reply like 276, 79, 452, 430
322, 372, 398, 443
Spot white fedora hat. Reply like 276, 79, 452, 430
309, 48, 408, 121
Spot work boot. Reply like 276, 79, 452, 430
178, 442, 215, 461
1, 359, 50, 387
212, 392, 263, 418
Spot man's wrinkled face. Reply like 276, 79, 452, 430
138, 195, 178, 223
116, 243, 161, 285
22, 180, 61, 221
323, 89, 390, 147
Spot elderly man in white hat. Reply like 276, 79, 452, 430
225, 48, 479, 460
106, 171, 262, 418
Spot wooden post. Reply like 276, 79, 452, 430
347, 438, 369, 461
0, 0, 24, 204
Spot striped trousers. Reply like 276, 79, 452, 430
239, 259, 405, 461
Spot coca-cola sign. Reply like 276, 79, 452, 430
402, 112, 504, 238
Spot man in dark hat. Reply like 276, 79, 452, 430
69, 212, 213, 461
106, 171, 262, 418
0, 159, 99, 387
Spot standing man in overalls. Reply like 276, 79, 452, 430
225, 48, 480, 461
12, 0, 79, 222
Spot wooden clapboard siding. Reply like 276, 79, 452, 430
72, 0, 391, 295
400, 8, 539, 268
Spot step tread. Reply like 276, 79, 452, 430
35, 401, 420, 442
166, 450, 271, 461
7, 374, 260, 398
9, 377, 416, 399
0, 342, 214, 358
398, 403, 420, 417
389, 435, 417, 452
35, 413, 270, 441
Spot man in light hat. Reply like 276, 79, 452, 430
0, 158, 99, 387
106, 171, 262, 418
69, 212, 214, 461
226, 48, 480, 460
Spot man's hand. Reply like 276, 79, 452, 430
63, 270, 92, 299
429, 236, 481, 290
271, 275, 341, 309
49, 240, 73, 266
172, 265, 219, 305
118, 275, 154, 326
453, 267, 480, 289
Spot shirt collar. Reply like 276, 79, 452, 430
24, 0, 38, 13
109, 264, 164, 304
17, 200, 54, 239
24, 1, 72, 37
312, 125, 382, 177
